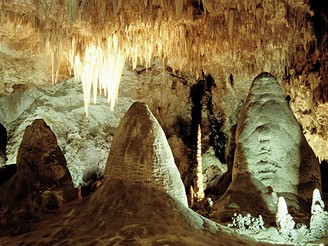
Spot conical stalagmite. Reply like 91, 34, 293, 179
105, 101, 188, 207
0, 119, 76, 236
212, 72, 321, 222
232, 72, 321, 200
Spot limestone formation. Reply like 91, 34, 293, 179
276, 196, 296, 239
311, 188, 325, 214
308, 189, 328, 239
0, 119, 76, 235
17, 119, 71, 182
233, 72, 321, 201
105, 102, 188, 207
212, 124, 237, 196
211, 72, 321, 223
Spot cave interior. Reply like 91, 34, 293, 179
0, 0, 327, 245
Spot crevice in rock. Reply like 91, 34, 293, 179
309, 0, 328, 46
0, 123, 7, 164
187, 73, 227, 191
321, 159, 328, 194
205, 75, 227, 164
321, 159, 328, 208
190, 0, 204, 16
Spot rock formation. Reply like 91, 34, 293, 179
212, 124, 237, 196
0, 119, 76, 235
105, 101, 188, 207
0, 101, 254, 245
311, 188, 325, 214
309, 189, 328, 239
276, 196, 296, 240
211, 72, 321, 222
233, 72, 321, 200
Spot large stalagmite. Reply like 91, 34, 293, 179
0, 119, 76, 236
233, 72, 321, 200
105, 101, 188, 207
212, 72, 321, 222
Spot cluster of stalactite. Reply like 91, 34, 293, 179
0, 0, 318, 113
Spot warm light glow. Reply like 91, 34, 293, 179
195, 124, 205, 201
68, 34, 126, 116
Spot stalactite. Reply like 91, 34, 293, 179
113, 0, 122, 16
69, 34, 126, 116
227, 8, 237, 38
68, 0, 79, 22
0, 0, 318, 119
175, 0, 184, 17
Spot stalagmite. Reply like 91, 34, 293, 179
311, 188, 325, 214
195, 124, 205, 201
105, 102, 188, 207
276, 196, 295, 238
309, 189, 328, 239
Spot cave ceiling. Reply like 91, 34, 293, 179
0, 0, 327, 160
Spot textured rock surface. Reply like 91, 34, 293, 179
0, 119, 76, 235
16, 119, 74, 184
106, 101, 188, 207
211, 72, 321, 223
202, 147, 227, 192
0, 179, 255, 245
0, 78, 134, 186
0, 109, 254, 245
232, 72, 321, 201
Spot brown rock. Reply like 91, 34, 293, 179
17, 119, 67, 180
0, 119, 76, 236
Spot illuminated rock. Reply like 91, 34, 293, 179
309, 189, 328, 239
276, 196, 296, 239
211, 72, 321, 222
311, 188, 325, 214
105, 102, 188, 207
232, 72, 321, 201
